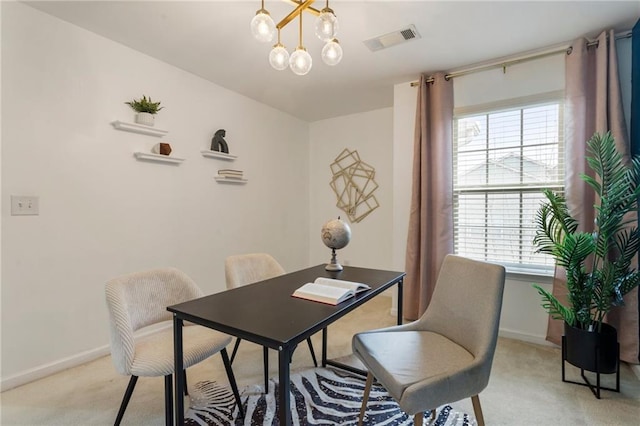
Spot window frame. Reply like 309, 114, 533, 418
452, 91, 564, 276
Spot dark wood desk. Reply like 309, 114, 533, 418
168, 264, 405, 426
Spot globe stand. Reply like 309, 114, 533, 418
325, 248, 343, 271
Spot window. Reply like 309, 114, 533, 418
453, 93, 563, 275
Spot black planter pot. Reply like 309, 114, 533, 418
562, 321, 620, 399
564, 321, 618, 374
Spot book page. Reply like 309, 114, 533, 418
292, 282, 354, 305
313, 277, 371, 293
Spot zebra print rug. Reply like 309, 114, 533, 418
185, 367, 475, 425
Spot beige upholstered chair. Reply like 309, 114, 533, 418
353, 255, 505, 426
105, 267, 243, 425
225, 253, 318, 391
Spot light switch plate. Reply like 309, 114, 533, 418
11, 196, 39, 216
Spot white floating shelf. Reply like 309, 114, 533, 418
112, 121, 168, 137
134, 152, 185, 164
215, 177, 248, 184
201, 150, 237, 160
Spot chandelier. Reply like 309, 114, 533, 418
251, 0, 342, 76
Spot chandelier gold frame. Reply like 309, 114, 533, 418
278, 1, 321, 29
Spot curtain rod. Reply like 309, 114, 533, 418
410, 30, 633, 87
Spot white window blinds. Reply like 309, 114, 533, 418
453, 93, 564, 275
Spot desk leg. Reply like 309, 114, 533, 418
278, 346, 292, 426
173, 316, 184, 426
397, 278, 404, 325
321, 328, 328, 367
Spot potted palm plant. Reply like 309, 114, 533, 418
125, 95, 164, 127
533, 132, 640, 377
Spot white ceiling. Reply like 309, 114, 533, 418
24, 1, 640, 122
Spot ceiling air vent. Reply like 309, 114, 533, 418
363, 24, 421, 52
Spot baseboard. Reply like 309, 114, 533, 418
1, 323, 172, 392
1, 344, 110, 392
498, 328, 556, 347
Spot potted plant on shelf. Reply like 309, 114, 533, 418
532, 132, 640, 379
125, 95, 164, 127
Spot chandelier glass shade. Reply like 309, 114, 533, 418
314, 7, 338, 41
250, 8, 276, 43
321, 38, 342, 66
252, 0, 343, 75
269, 43, 290, 70
290, 47, 313, 75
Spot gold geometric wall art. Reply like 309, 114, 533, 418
329, 149, 380, 223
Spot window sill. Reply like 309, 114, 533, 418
505, 269, 554, 284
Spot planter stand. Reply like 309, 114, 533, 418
562, 335, 620, 399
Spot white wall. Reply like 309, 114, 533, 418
0, 0, 4, 381
391, 84, 415, 272
308, 108, 394, 270
1, 3, 310, 388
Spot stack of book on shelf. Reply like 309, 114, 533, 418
217, 169, 244, 180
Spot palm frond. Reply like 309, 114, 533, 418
533, 189, 579, 256
533, 284, 576, 326
614, 227, 640, 271
612, 272, 640, 306
552, 232, 595, 269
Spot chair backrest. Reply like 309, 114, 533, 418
105, 267, 203, 375
224, 253, 286, 289
419, 254, 505, 366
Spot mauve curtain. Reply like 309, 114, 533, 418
549, 30, 639, 363
404, 73, 454, 321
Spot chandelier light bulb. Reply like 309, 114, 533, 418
322, 38, 343, 66
251, 9, 276, 43
289, 47, 312, 75
269, 43, 290, 71
315, 8, 338, 41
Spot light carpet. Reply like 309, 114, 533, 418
185, 367, 475, 425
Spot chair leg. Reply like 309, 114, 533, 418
471, 395, 485, 426
230, 337, 242, 364
358, 372, 374, 426
306, 337, 318, 367
221, 348, 245, 418
263, 346, 269, 393
414, 412, 424, 426
164, 375, 173, 426
183, 370, 189, 396
114, 375, 138, 426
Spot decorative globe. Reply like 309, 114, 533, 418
322, 218, 351, 250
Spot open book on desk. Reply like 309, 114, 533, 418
292, 277, 371, 305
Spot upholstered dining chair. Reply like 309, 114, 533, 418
105, 267, 243, 426
352, 255, 505, 426
225, 253, 318, 391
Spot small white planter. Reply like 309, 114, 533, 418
135, 112, 155, 127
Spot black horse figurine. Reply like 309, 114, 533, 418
211, 129, 229, 153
